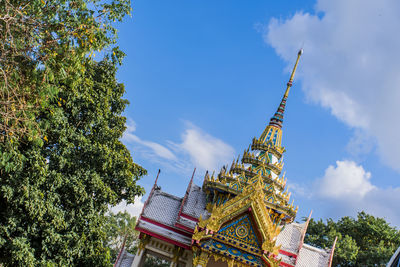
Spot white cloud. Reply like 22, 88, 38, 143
171, 123, 235, 172
315, 160, 375, 199
122, 119, 235, 174
110, 196, 144, 218
346, 129, 375, 159
313, 160, 400, 226
122, 120, 177, 160
265, 0, 400, 171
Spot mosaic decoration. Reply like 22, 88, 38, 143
203, 240, 263, 266
218, 214, 259, 249
236, 225, 248, 238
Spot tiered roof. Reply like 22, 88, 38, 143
130, 181, 334, 267
202, 50, 303, 226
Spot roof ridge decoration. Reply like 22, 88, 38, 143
139, 169, 161, 219
178, 168, 196, 217
193, 174, 284, 267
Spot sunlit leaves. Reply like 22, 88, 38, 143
304, 212, 400, 266
0, 0, 131, 141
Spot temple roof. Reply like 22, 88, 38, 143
140, 189, 182, 227
114, 248, 135, 267
296, 244, 330, 267
135, 184, 209, 250
182, 184, 207, 219
388, 246, 400, 267
276, 222, 306, 255
135, 188, 193, 248
134, 182, 335, 267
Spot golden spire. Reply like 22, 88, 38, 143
284, 49, 303, 98
268, 49, 303, 130
259, 49, 303, 146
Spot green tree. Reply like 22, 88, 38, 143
105, 211, 139, 261
0, 58, 146, 266
0, 0, 146, 265
304, 211, 400, 267
0, 0, 129, 140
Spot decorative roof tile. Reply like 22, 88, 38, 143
114, 249, 135, 267
136, 220, 192, 246
276, 222, 306, 254
176, 216, 197, 230
295, 244, 330, 267
181, 184, 207, 218
279, 253, 296, 266
141, 189, 182, 227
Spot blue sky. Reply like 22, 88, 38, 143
112, 0, 400, 228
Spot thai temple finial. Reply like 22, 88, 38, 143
269, 49, 303, 131
154, 169, 161, 186
259, 49, 303, 150
269, 49, 302, 129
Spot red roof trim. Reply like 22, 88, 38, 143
175, 222, 195, 234
139, 216, 192, 238
139, 170, 161, 219
135, 227, 192, 250
180, 213, 199, 222
279, 249, 297, 258
177, 169, 196, 220
279, 261, 295, 267
113, 234, 127, 267
328, 236, 338, 267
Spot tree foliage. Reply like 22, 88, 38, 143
0, 0, 129, 140
304, 211, 400, 267
0, 57, 146, 266
1, 0, 146, 266
105, 211, 139, 261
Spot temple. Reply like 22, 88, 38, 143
114, 50, 337, 267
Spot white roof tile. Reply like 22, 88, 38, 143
136, 220, 192, 245
176, 216, 197, 229
295, 244, 330, 267
142, 189, 182, 226
276, 222, 305, 254
114, 249, 135, 267
182, 184, 207, 218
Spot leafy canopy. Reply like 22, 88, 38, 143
1, 57, 146, 266
304, 211, 400, 267
105, 211, 139, 261
0, 0, 129, 140
1, 0, 147, 266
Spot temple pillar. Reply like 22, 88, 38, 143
170, 246, 184, 267
194, 251, 210, 267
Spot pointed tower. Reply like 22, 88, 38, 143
194, 50, 303, 267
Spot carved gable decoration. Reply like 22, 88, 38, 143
217, 214, 260, 251
193, 175, 284, 266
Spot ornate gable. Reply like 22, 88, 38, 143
193, 174, 284, 267
217, 214, 260, 250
